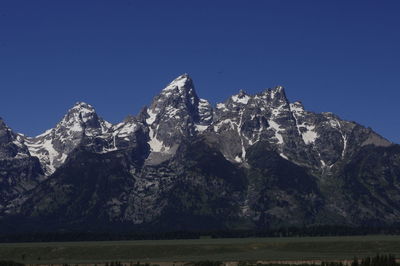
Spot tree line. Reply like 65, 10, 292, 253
2, 225, 400, 242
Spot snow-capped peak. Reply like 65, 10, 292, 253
162, 74, 193, 94
270, 85, 286, 98
147, 74, 200, 120
63, 101, 97, 124
2, 76, 393, 180
231, 90, 251, 104
71, 101, 94, 110
144, 74, 212, 160
148, 74, 199, 112
24, 102, 113, 175
54, 101, 113, 135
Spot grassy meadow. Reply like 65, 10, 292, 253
0, 235, 400, 264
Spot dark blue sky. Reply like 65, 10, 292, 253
1, 1, 399, 142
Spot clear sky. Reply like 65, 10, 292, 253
1, 0, 399, 143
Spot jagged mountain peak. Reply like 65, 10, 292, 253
230, 89, 251, 105
144, 74, 213, 160
0, 117, 7, 129
161, 74, 194, 95
0, 118, 18, 142
3, 76, 400, 233
261, 85, 287, 100
63, 102, 97, 125
147, 74, 200, 124
148, 74, 198, 108
69, 101, 95, 112
72, 101, 94, 108
62, 101, 101, 126
49, 102, 112, 136
238, 89, 247, 96
0, 118, 14, 147
24, 102, 112, 175
0, 118, 30, 159
4, 77, 393, 175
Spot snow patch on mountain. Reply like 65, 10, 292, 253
113, 121, 138, 138
146, 109, 157, 125
148, 127, 168, 153
162, 74, 190, 93
300, 124, 318, 144
268, 120, 284, 144
25, 136, 67, 174
24, 102, 113, 175
5, 74, 391, 177
195, 124, 209, 132
216, 103, 228, 112
232, 94, 250, 104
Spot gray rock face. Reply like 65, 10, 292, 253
0, 118, 44, 215
210, 87, 304, 164
144, 74, 212, 164
0, 74, 397, 232
209, 86, 390, 173
0, 118, 30, 159
24, 102, 113, 175
23, 102, 148, 175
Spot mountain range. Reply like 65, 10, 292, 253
1, 74, 399, 233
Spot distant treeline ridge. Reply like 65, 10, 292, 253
1, 225, 400, 242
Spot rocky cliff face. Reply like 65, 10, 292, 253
0, 118, 44, 216
144, 74, 213, 165
0, 74, 397, 233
